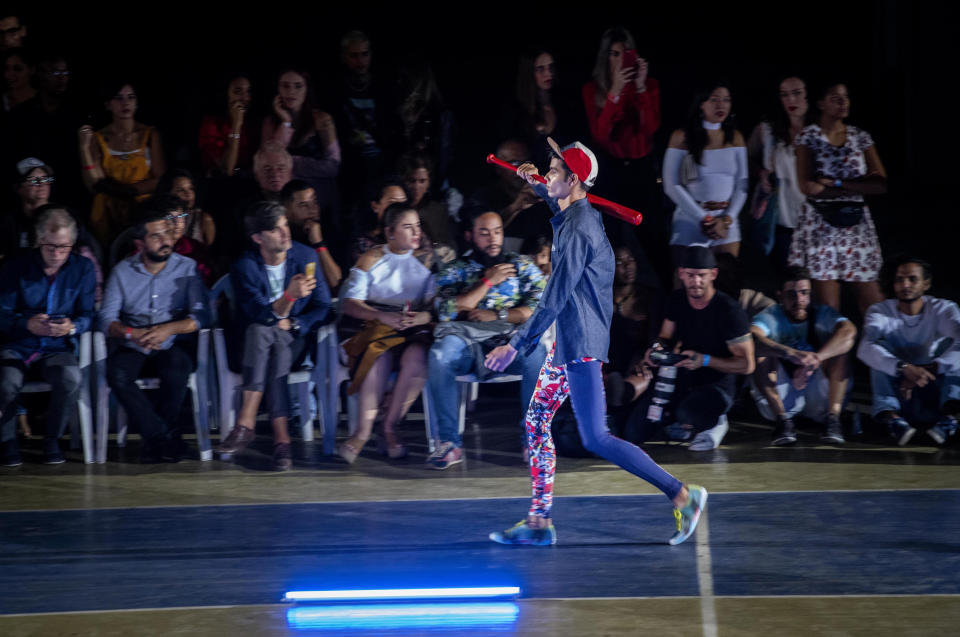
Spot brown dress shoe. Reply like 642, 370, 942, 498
218, 425, 256, 454
273, 442, 292, 471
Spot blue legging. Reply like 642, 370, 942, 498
525, 344, 684, 518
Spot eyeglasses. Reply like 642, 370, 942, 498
42, 70, 71, 78
40, 243, 74, 253
25, 176, 54, 186
165, 212, 190, 221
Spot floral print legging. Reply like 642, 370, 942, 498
525, 344, 684, 519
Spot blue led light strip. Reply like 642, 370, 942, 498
284, 586, 521, 602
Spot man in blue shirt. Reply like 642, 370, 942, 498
484, 137, 706, 546
425, 209, 547, 469
1, 207, 96, 465
750, 266, 857, 445
100, 206, 210, 463
217, 202, 330, 470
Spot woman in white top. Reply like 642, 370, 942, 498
340, 205, 435, 462
747, 76, 811, 272
663, 82, 748, 263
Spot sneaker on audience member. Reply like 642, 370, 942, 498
689, 416, 728, 451
926, 416, 958, 446
2, 439, 22, 467
273, 442, 292, 471
888, 417, 916, 446
772, 415, 797, 446
820, 413, 845, 445
489, 520, 557, 546
426, 441, 463, 470
43, 438, 65, 465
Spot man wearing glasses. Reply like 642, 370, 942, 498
0, 208, 96, 466
1, 158, 54, 260
99, 204, 209, 463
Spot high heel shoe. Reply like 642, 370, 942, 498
382, 429, 408, 459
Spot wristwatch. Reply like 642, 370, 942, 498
68, 326, 77, 336
895, 360, 907, 376
498, 308, 509, 321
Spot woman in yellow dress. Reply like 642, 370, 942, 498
78, 80, 165, 248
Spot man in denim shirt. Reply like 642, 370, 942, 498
99, 206, 210, 463
0, 208, 95, 466
425, 210, 547, 469
485, 137, 706, 546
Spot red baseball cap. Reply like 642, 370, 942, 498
547, 137, 598, 188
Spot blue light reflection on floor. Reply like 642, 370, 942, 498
286, 603, 520, 630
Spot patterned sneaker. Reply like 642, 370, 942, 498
927, 416, 958, 446
669, 485, 708, 546
888, 417, 916, 446
489, 520, 557, 546
425, 442, 463, 470
820, 414, 845, 445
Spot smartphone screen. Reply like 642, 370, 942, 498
622, 49, 639, 70
305, 262, 316, 279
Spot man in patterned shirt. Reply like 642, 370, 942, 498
425, 210, 547, 469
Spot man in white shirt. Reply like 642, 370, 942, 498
857, 256, 960, 446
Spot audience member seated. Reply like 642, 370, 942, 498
213, 142, 293, 265
663, 82, 747, 263
198, 73, 255, 178
631, 247, 754, 450
583, 27, 662, 241
158, 168, 215, 245
216, 202, 330, 470
750, 266, 856, 446
339, 204, 435, 463
466, 139, 553, 253
262, 68, 340, 220
399, 152, 455, 254
521, 234, 552, 278
392, 58, 455, 186
2, 48, 35, 112
747, 76, 811, 275
426, 210, 547, 469
0, 13, 27, 53
333, 30, 392, 202
281, 179, 342, 290
0, 207, 95, 466
857, 256, 960, 447
149, 194, 214, 286
4, 53, 87, 208
349, 176, 407, 264
99, 206, 209, 463
78, 79, 165, 249
606, 242, 661, 424
790, 80, 887, 315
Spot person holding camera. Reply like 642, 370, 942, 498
630, 246, 754, 451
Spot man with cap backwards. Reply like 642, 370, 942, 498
484, 137, 708, 546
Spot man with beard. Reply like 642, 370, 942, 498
425, 210, 547, 469
858, 256, 960, 446
749, 266, 857, 446
281, 179, 342, 290
99, 206, 209, 463
632, 246, 755, 451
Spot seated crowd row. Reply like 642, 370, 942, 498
1, 195, 957, 469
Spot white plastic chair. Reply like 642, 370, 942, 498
210, 275, 336, 449
19, 331, 95, 464
93, 330, 213, 463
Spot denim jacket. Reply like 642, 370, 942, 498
509, 184, 614, 364
0, 251, 97, 358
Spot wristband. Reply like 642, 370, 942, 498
834, 179, 842, 188
228, 132, 241, 140
702, 354, 711, 368
82, 164, 96, 171
481, 277, 493, 288
315, 246, 328, 252
283, 291, 296, 303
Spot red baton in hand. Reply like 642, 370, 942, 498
486, 154, 642, 226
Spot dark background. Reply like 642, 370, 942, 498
14, 1, 957, 291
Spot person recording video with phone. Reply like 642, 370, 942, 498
629, 246, 753, 451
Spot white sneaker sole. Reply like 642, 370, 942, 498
897, 426, 916, 446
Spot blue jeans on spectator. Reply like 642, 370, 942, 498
871, 368, 960, 423
428, 334, 546, 448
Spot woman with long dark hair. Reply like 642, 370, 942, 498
197, 73, 255, 177
747, 75, 813, 272
263, 68, 340, 214
663, 82, 747, 263
789, 81, 886, 314
157, 168, 215, 245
